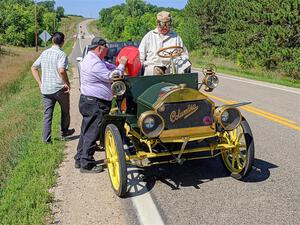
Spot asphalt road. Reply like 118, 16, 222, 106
70, 20, 300, 225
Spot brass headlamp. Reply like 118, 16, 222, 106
201, 64, 219, 92
111, 80, 126, 96
215, 106, 242, 131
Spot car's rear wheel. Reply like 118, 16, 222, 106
105, 124, 127, 197
220, 118, 254, 180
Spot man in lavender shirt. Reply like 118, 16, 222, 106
74, 37, 127, 173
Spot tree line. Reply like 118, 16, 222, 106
97, 0, 181, 42
98, 0, 300, 80
0, 0, 65, 47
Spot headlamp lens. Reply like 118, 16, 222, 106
206, 75, 219, 89
144, 116, 155, 129
138, 111, 165, 138
221, 110, 229, 122
217, 107, 241, 131
111, 81, 126, 96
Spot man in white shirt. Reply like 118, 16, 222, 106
138, 11, 191, 75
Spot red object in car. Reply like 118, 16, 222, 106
116, 46, 141, 77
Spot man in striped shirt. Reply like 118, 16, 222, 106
31, 32, 74, 144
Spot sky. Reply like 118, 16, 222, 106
54, 0, 188, 18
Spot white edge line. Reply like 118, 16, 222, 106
131, 193, 165, 225
79, 38, 82, 53
193, 68, 300, 95
127, 167, 165, 225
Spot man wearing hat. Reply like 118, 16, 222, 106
139, 11, 190, 75
74, 37, 127, 173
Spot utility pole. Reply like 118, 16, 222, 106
35, 2, 38, 52
53, 12, 56, 33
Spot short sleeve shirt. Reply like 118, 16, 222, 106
32, 45, 68, 94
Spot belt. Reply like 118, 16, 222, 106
81, 94, 111, 104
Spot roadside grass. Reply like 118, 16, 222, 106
60, 16, 84, 54
88, 20, 102, 37
0, 16, 80, 224
0, 46, 38, 95
0, 68, 65, 224
190, 50, 300, 89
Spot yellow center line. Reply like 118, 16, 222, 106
242, 105, 296, 124
206, 93, 300, 132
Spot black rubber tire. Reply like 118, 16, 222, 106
105, 124, 127, 197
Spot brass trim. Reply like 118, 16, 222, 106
202, 64, 217, 76
153, 85, 184, 108
153, 87, 211, 110
215, 106, 242, 131
111, 80, 126, 96
159, 126, 216, 141
124, 123, 131, 136
137, 111, 165, 138
126, 143, 234, 161
203, 74, 219, 89
126, 152, 223, 167
159, 134, 216, 143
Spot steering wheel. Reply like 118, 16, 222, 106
157, 46, 184, 58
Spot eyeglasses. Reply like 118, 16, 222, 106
157, 21, 172, 28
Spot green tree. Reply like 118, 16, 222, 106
56, 6, 64, 19
42, 12, 56, 34
124, 0, 146, 17
0, 0, 64, 46
37, 0, 55, 12
2, 4, 35, 46
98, 1, 180, 41
184, 0, 300, 78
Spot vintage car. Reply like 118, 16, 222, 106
99, 45, 255, 197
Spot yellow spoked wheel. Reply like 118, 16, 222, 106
221, 118, 254, 180
105, 124, 127, 197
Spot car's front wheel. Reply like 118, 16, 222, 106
105, 124, 127, 197
220, 118, 254, 180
